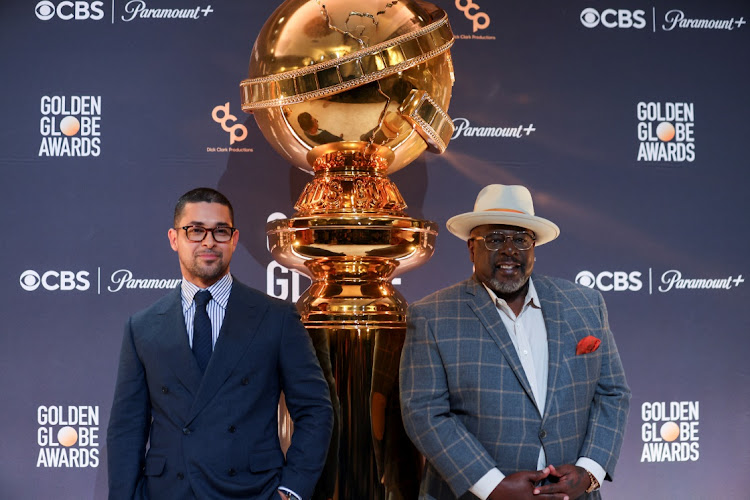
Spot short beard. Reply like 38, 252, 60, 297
189, 259, 228, 284
487, 276, 528, 296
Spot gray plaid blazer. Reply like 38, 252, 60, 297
399, 275, 630, 499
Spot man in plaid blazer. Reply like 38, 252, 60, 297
400, 185, 630, 500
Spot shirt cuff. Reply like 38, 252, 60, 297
278, 486, 301, 500
469, 468, 505, 500
576, 457, 606, 489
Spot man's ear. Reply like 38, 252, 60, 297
168, 228, 178, 251
467, 238, 475, 264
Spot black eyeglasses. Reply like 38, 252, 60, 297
178, 225, 237, 242
471, 232, 535, 251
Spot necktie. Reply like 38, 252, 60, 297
192, 290, 213, 373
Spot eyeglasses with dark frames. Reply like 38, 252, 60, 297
178, 225, 237, 243
470, 231, 535, 251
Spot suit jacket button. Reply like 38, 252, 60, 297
241, 377, 249, 385
182, 427, 191, 435
539, 429, 547, 439
228, 425, 236, 433
161, 386, 169, 394
176, 473, 184, 480
228, 468, 237, 476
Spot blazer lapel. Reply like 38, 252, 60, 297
533, 275, 565, 421
186, 283, 268, 423
153, 288, 203, 397
464, 278, 537, 407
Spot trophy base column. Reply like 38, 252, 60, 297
309, 325, 421, 500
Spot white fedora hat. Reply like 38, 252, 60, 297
446, 184, 560, 245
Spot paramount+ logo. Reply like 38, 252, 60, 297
580, 8, 646, 29
35, 1, 104, 21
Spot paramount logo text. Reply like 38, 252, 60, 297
121, 0, 214, 22
108, 269, 180, 292
662, 10, 745, 31
658, 270, 744, 292
451, 118, 535, 139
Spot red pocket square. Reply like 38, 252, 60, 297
576, 335, 601, 355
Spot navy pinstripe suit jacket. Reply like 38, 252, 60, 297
399, 275, 630, 499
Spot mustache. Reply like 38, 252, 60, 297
495, 258, 522, 265
196, 250, 221, 257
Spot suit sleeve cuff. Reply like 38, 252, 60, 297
576, 457, 606, 488
278, 486, 301, 500
469, 468, 505, 499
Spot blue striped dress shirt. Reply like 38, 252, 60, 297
180, 273, 233, 348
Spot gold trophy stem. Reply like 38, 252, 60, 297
269, 149, 433, 498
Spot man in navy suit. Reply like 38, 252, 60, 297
107, 187, 333, 500
400, 184, 630, 499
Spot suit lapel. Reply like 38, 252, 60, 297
186, 282, 268, 424
533, 275, 565, 421
153, 288, 203, 397
464, 278, 537, 407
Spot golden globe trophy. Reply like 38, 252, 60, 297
240, 1, 455, 498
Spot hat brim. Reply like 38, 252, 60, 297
446, 212, 560, 245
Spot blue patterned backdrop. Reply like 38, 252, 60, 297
1, 0, 748, 498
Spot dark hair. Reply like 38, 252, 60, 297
173, 187, 234, 226
297, 112, 315, 131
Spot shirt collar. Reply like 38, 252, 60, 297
482, 276, 541, 314
181, 273, 233, 311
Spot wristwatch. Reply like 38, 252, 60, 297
584, 469, 600, 493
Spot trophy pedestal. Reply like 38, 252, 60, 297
268, 150, 435, 499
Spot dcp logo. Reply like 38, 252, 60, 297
20, 270, 90, 291
212, 103, 248, 145
455, 0, 490, 33
35, 1, 105, 21
580, 8, 646, 29
576, 270, 643, 292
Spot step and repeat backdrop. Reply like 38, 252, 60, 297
1, 0, 748, 498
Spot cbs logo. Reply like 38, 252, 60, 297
20, 270, 90, 291
575, 270, 643, 292
580, 8, 646, 29
455, 0, 490, 33
35, 1, 104, 21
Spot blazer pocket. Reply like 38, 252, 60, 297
144, 455, 166, 477
248, 448, 284, 472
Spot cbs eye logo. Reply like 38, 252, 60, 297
35, 1, 105, 21
576, 270, 643, 292
580, 8, 646, 29
20, 270, 90, 291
